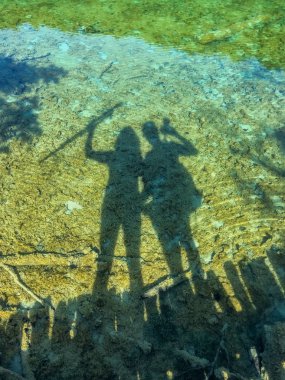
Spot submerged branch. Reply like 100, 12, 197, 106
0, 263, 54, 309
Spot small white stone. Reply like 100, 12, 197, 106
65, 200, 83, 215
202, 252, 214, 265
58, 42, 70, 52
212, 220, 224, 229
239, 124, 252, 132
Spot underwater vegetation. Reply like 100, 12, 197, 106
0, 0, 284, 69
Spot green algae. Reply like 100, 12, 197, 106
0, 0, 284, 69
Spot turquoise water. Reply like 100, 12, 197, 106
0, 3, 285, 380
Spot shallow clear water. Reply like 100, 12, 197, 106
0, 2, 285, 380
0, 0, 285, 68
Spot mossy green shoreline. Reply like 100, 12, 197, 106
0, 0, 284, 69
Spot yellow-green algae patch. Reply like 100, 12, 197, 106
0, 0, 284, 69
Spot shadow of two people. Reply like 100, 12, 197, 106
85, 117, 202, 296
2, 110, 285, 378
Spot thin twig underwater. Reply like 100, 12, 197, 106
40, 102, 123, 162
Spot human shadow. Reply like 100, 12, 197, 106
206, 250, 285, 379
3, 115, 270, 379
141, 118, 203, 284
4, 250, 285, 378
0, 54, 67, 152
85, 121, 143, 294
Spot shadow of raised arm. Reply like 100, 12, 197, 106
85, 117, 110, 163
161, 117, 198, 156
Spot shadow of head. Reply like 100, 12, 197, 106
115, 126, 140, 153
142, 121, 160, 145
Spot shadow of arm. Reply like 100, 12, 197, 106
161, 118, 198, 155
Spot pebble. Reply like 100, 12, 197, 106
65, 200, 83, 215
213, 220, 224, 229
58, 42, 70, 52
202, 252, 214, 265
239, 124, 253, 132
